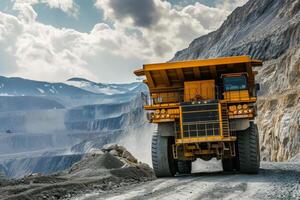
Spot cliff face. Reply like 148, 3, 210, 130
256, 46, 300, 161
172, 0, 300, 161
172, 0, 300, 62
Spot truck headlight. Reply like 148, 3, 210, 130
229, 105, 237, 111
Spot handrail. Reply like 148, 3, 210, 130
143, 86, 253, 107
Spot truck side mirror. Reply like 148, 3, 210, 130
141, 92, 147, 99
141, 92, 148, 105
255, 83, 260, 91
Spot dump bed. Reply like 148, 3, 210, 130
134, 56, 262, 92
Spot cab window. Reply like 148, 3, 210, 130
223, 76, 247, 91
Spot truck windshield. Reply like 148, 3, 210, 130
223, 76, 247, 91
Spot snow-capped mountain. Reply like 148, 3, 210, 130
0, 76, 148, 108
0, 76, 95, 97
66, 77, 147, 96
0, 76, 147, 100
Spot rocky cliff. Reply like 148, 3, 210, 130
172, 0, 300, 161
172, 0, 300, 61
256, 46, 300, 161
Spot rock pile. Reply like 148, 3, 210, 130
0, 145, 155, 200
101, 143, 138, 164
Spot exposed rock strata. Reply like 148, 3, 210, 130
256, 46, 300, 161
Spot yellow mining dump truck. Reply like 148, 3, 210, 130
134, 56, 262, 177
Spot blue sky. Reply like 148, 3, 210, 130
0, 0, 103, 32
0, 0, 247, 83
34, 0, 103, 32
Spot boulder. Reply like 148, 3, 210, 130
101, 144, 138, 163
102, 143, 118, 152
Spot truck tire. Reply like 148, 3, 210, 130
237, 122, 260, 174
177, 160, 192, 174
222, 159, 234, 171
152, 135, 177, 177
233, 143, 240, 171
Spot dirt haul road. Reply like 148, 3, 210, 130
74, 161, 300, 200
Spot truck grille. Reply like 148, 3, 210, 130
181, 103, 220, 137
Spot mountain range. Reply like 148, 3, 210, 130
0, 76, 150, 178
0, 76, 147, 109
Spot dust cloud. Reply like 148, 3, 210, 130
117, 123, 156, 165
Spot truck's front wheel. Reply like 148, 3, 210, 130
237, 122, 260, 174
152, 135, 177, 177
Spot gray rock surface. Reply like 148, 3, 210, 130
102, 144, 138, 164
172, 0, 300, 161
256, 46, 300, 161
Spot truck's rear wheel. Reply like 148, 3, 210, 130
177, 160, 192, 174
222, 159, 234, 171
152, 135, 176, 177
237, 122, 260, 174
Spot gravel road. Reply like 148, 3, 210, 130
74, 161, 300, 200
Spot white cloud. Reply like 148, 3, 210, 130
0, 10, 147, 82
0, 0, 247, 83
182, 3, 230, 30
13, 3, 38, 23
44, 0, 78, 15
95, 0, 231, 60
0, 12, 93, 82
14, 0, 79, 17
217, 0, 248, 12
